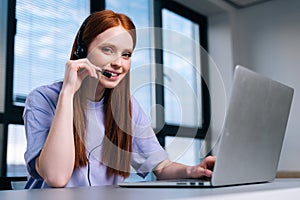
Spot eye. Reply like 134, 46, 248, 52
122, 52, 132, 59
102, 47, 114, 55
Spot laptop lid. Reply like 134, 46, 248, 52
212, 65, 294, 186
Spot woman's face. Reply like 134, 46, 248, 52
87, 25, 134, 89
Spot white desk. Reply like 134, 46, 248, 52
0, 179, 300, 200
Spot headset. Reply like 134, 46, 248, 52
73, 15, 112, 78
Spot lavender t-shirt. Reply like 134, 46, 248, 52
23, 82, 167, 189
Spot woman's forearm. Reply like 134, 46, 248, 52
36, 90, 75, 187
154, 160, 190, 180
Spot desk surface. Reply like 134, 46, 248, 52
1, 179, 300, 200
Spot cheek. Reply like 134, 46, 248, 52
123, 60, 131, 72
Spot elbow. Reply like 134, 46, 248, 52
44, 173, 71, 188
36, 158, 72, 188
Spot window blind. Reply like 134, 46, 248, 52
13, 0, 90, 105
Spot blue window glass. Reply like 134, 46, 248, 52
13, 0, 90, 105
106, 0, 153, 120
162, 9, 202, 127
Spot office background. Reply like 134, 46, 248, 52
0, 0, 299, 183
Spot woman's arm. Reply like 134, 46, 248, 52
35, 59, 99, 187
153, 156, 216, 180
35, 89, 76, 188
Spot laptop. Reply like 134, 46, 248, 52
119, 65, 294, 188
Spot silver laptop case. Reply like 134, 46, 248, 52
212, 65, 294, 186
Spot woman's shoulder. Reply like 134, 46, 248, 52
26, 82, 63, 107
130, 95, 151, 125
28, 82, 62, 98
130, 95, 143, 114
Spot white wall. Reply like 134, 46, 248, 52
206, 12, 234, 155
208, 12, 234, 95
233, 0, 300, 171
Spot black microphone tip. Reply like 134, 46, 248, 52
102, 71, 112, 78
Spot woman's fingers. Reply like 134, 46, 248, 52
62, 59, 100, 94
74, 59, 98, 78
187, 156, 216, 178
75, 65, 81, 72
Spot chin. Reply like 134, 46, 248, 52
101, 82, 120, 89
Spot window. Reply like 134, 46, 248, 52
4, 0, 90, 177
162, 9, 202, 127
157, 2, 209, 165
106, 0, 153, 119
156, 1, 209, 143
13, 0, 90, 105
6, 124, 26, 177
161, 7, 206, 165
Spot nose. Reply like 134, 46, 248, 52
110, 55, 122, 68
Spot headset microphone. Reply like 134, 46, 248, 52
97, 69, 112, 78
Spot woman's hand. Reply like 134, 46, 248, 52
154, 156, 216, 180
186, 156, 216, 178
62, 58, 101, 95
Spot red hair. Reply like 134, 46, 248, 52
70, 10, 136, 178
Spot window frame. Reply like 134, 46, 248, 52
153, 0, 210, 146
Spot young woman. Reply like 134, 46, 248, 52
23, 10, 215, 188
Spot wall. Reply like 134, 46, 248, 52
208, 12, 234, 96
206, 12, 234, 155
233, 0, 300, 172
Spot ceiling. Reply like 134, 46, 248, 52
172, 0, 273, 16
223, 0, 272, 8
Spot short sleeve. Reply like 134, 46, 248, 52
23, 83, 61, 179
130, 97, 168, 178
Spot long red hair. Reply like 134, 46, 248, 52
69, 10, 136, 178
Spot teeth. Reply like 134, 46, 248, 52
111, 72, 118, 76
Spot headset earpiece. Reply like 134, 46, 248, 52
74, 44, 87, 59
73, 15, 90, 59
